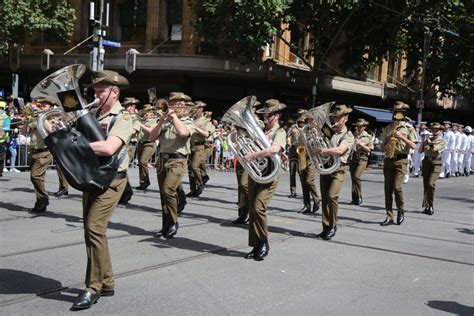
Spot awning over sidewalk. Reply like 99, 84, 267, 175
354, 106, 393, 123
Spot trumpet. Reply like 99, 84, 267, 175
160, 100, 194, 117
23, 106, 47, 121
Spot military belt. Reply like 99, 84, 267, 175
161, 153, 188, 159
31, 148, 49, 154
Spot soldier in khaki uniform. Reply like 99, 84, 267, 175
232, 101, 261, 224
313, 104, 354, 240
420, 122, 446, 215
119, 97, 141, 204
243, 99, 286, 261
187, 101, 213, 197
149, 92, 195, 239
380, 101, 418, 226
349, 118, 374, 205
72, 70, 132, 310
135, 104, 158, 190
287, 109, 305, 198
24, 98, 55, 213
200, 111, 215, 185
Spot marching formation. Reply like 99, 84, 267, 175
3, 65, 473, 311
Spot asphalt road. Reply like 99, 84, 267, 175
0, 166, 473, 315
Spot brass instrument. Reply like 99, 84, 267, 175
300, 102, 341, 175
296, 145, 307, 171
222, 96, 282, 183
384, 126, 401, 159
160, 100, 194, 117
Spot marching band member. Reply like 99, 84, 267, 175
451, 123, 461, 176
419, 122, 446, 215
23, 98, 56, 213
349, 118, 373, 206
287, 109, 305, 198
313, 104, 354, 240
232, 101, 261, 224
200, 111, 215, 185
297, 114, 321, 214
243, 99, 286, 261
149, 92, 195, 239
380, 102, 418, 226
120, 97, 141, 204
72, 70, 132, 310
135, 104, 158, 190
187, 101, 213, 197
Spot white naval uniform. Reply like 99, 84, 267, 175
451, 131, 461, 175
442, 129, 454, 176
466, 134, 474, 174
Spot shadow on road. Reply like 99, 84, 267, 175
426, 300, 474, 315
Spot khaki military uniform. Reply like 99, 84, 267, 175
287, 126, 301, 195
29, 120, 53, 202
381, 122, 418, 219
137, 118, 158, 186
82, 101, 132, 294
421, 135, 446, 208
200, 119, 215, 180
320, 127, 354, 229
55, 165, 69, 190
297, 134, 320, 208
188, 116, 213, 192
236, 161, 249, 218
349, 130, 374, 201
248, 126, 286, 247
157, 117, 195, 229
127, 112, 141, 165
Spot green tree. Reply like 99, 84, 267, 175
0, 0, 76, 56
195, 0, 473, 98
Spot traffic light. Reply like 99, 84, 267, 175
125, 49, 139, 74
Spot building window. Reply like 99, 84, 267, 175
367, 64, 381, 81
31, 30, 61, 43
119, 0, 147, 42
166, 0, 183, 40
387, 57, 400, 84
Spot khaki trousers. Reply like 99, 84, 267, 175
157, 157, 187, 227
288, 146, 298, 194
30, 150, 53, 201
349, 157, 368, 200
422, 159, 442, 208
248, 176, 280, 247
82, 177, 127, 294
127, 143, 137, 165
188, 144, 206, 191
56, 165, 69, 189
137, 142, 156, 185
200, 144, 213, 178
383, 157, 407, 219
236, 162, 249, 218
300, 160, 320, 206
320, 168, 346, 228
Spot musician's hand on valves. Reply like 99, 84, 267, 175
243, 152, 257, 162
394, 131, 404, 139
312, 147, 323, 156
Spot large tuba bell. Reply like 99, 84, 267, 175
301, 102, 341, 175
222, 96, 281, 183
30, 64, 120, 192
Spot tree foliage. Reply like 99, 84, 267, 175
195, 0, 473, 97
0, 0, 76, 55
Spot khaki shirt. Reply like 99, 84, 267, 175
424, 135, 446, 159
287, 126, 301, 146
354, 130, 374, 156
381, 121, 418, 155
265, 126, 286, 151
29, 121, 47, 149
191, 116, 211, 143
206, 119, 216, 142
138, 118, 157, 143
160, 117, 196, 155
334, 127, 355, 164
130, 113, 141, 142
95, 101, 133, 172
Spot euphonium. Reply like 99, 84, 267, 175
384, 127, 401, 159
301, 102, 341, 175
222, 96, 282, 183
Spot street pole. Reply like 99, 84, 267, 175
417, 31, 432, 125
90, 0, 105, 72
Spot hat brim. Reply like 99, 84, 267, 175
256, 104, 287, 114
92, 75, 129, 89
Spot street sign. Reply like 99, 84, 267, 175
416, 100, 424, 109
102, 39, 121, 47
